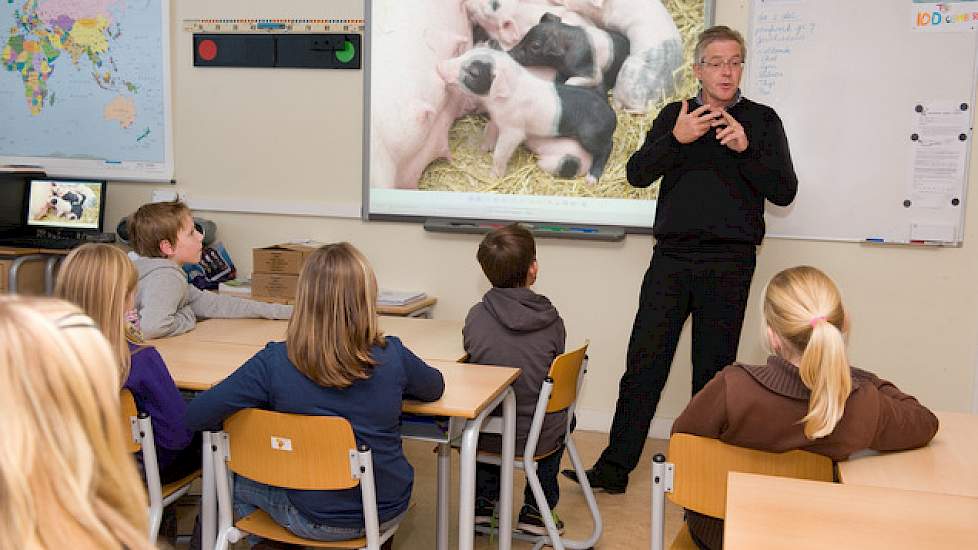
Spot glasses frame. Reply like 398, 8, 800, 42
698, 58, 745, 71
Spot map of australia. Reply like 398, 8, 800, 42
0, 0, 167, 169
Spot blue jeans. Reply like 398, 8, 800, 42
234, 475, 403, 544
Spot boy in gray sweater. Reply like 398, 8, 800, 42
127, 201, 292, 339
463, 223, 567, 536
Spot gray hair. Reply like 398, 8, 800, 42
694, 25, 746, 63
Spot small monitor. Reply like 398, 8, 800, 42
25, 178, 107, 233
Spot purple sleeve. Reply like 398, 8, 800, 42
125, 346, 194, 452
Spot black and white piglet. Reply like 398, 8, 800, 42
507, 13, 629, 90
437, 47, 617, 183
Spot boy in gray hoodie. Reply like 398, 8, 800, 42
463, 223, 567, 536
127, 201, 292, 339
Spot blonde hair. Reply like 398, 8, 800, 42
286, 242, 385, 388
55, 243, 140, 381
0, 297, 151, 550
763, 266, 851, 440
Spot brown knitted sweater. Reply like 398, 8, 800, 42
671, 356, 939, 549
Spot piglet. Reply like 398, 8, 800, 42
555, 0, 683, 112
438, 47, 616, 183
508, 13, 629, 89
464, 0, 592, 49
483, 120, 593, 178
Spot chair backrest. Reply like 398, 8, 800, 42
120, 389, 141, 453
224, 409, 360, 491
546, 341, 589, 413
667, 433, 834, 519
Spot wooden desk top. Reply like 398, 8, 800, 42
724, 473, 978, 549
837, 411, 978, 498
153, 335, 517, 419
0, 246, 72, 255
0, 247, 41, 255
153, 317, 465, 361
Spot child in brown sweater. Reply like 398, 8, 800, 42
672, 265, 939, 550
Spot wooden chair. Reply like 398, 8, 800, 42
210, 409, 400, 550
120, 389, 201, 543
650, 434, 835, 550
475, 342, 601, 550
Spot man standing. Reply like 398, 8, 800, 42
566, 26, 798, 492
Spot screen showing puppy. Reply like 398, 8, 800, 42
26, 178, 105, 231
366, 0, 711, 229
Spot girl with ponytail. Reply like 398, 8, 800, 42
671, 265, 939, 550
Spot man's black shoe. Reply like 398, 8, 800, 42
561, 467, 627, 494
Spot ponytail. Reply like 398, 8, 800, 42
763, 266, 852, 440
797, 319, 851, 439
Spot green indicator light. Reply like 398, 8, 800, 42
335, 40, 355, 63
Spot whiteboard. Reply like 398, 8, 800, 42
746, 0, 977, 243
0, 0, 173, 182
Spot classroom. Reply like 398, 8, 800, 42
1, 0, 977, 549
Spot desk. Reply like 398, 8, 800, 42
724, 472, 978, 549
152, 319, 513, 550
837, 411, 978, 498
151, 317, 465, 363
378, 295, 438, 318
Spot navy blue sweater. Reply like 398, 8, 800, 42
184, 336, 445, 527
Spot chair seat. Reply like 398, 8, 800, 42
162, 469, 201, 499
237, 510, 368, 549
670, 524, 698, 550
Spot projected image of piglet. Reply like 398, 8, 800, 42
437, 47, 616, 183
556, 0, 683, 112
507, 13, 629, 90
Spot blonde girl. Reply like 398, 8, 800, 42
0, 297, 152, 550
56, 243, 198, 484
671, 265, 939, 550
186, 242, 445, 543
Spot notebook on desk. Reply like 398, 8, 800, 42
378, 289, 427, 306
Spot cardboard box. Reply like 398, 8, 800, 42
251, 273, 299, 299
252, 243, 321, 275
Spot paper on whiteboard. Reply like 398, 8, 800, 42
908, 101, 970, 209
912, 2, 978, 32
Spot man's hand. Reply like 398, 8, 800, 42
713, 109, 749, 153
672, 100, 722, 144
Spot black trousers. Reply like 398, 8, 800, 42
598, 246, 756, 474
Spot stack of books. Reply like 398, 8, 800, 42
378, 289, 427, 306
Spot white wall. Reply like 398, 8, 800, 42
106, 0, 977, 439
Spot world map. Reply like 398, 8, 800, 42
0, 0, 168, 176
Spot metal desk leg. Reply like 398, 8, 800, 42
8, 254, 44, 294
458, 388, 515, 550
436, 442, 451, 550
201, 431, 216, 550
498, 388, 516, 550
44, 255, 62, 295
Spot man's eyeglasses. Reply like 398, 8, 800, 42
699, 59, 744, 71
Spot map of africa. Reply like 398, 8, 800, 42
0, 0, 169, 178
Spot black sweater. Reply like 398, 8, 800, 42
627, 96, 798, 246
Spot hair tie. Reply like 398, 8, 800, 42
810, 316, 827, 327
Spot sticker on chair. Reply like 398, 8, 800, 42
270, 436, 293, 451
